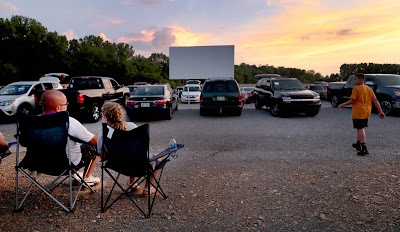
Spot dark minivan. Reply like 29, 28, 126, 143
200, 78, 242, 116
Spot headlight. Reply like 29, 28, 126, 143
394, 91, 400, 97
0, 100, 15, 106
313, 95, 320, 99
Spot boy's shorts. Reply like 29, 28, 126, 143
353, 119, 368, 129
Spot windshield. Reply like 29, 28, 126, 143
0, 84, 32, 95
134, 86, 164, 95
203, 81, 239, 93
183, 86, 201, 92
272, 79, 305, 90
377, 75, 400, 86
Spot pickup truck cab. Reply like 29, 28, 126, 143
62, 76, 130, 122
333, 74, 400, 115
0, 81, 63, 120
253, 76, 321, 117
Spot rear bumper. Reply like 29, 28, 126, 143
279, 102, 321, 113
200, 104, 242, 113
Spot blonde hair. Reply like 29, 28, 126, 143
101, 102, 127, 130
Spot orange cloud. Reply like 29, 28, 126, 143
99, 33, 112, 42
61, 29, 79, 40
235, 0, 400, 75
169, 25, 211, 46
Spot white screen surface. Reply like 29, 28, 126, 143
169, 45, 234, 80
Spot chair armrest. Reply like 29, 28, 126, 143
149, 144, 184, 162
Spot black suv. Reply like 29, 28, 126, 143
253, 77, 321, 117
200, 78, 242, 116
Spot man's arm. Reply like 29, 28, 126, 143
372, 97, 385, 119
0, 132, 8, 148
88, 134, 98, 146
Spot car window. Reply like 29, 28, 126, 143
110, 79, 119, 89
243, 87, 254, 92
0, 84, 32, 95
43, 83, 54, 90
184, 86, 201, 92
347, 76, 355, 85
309, 85, 323, 90
203, 81, 239, 93
376, 75, 400, 85
30, 84, 44, 94
134, 86, 164, 95
70, 78, 103, 90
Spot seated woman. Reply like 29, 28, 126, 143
97, 101, 159, 195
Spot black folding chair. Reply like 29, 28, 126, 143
100, 123, 184, 218
15, 111, 95, 212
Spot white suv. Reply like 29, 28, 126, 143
0, 81, 63, 119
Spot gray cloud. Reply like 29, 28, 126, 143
336, 29, 353, 36
152, 27, 176, 48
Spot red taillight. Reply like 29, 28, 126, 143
77, 94, 84, 104
200, 94, 204, 102
127, 100, 137, 106
238, 95, 243, 102
154, 99, 168, 105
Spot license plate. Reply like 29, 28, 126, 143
216, 96, 225, 101
141, 103, 150, 107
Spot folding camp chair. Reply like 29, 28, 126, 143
100, 123, 184, 218
15, 111, 95, 212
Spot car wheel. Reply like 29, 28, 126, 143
89, 103, 101, 122
331, 95, 339, 107
270, 103, 280, 117
165, 106, 172, 120
379, 99, 392, 115
17, 104, 33, 116
255, 98, 262, 109
305, 110, 319, 117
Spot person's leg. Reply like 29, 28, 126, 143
84, 157, 97, 178
358, 128, 366, 143
143, 169, 161, 195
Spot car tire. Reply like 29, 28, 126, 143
17, 104, 33, 116
255, 98, 262, 109
165, 106, 172, 120
200, 108, 206, 116
379, 99, 392, 115
331, 95, 339, 107
270, 103, 281, 117
305, 110, 319, 117
89, 103, 101, 122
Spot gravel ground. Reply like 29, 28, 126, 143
0, 101, 399, 231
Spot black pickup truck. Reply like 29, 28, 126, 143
36, 76, 130, 122
63, 76, 130, 122
329, 74, 400, 115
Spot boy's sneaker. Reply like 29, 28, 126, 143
352, 143, 361, 151
357, 149, 369, 156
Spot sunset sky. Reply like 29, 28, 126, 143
1, 0, 399, 76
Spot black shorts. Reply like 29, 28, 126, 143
75, 144, 97, 169
353, 119, 368, 129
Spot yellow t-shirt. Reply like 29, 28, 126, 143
350, 84, 375, 119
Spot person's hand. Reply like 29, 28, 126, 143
338, 104, 343, 110
378, 111, 385, 119
0, 132, 4, 140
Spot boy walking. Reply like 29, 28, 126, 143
338, 73, 385, 155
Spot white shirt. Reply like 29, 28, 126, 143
97, 122, 138, 154
68, 117, 95, 165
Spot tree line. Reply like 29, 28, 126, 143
1, 16, 399, 88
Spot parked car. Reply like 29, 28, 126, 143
200, 78, 242, 116
240, 87, 255, 104
253, 76, 321, 117
126, 84, 178, 120
306, 84, 327, 100
40, 73, 71, 88
254, 74, 281, 80
0, 81, 63, 119
329, 74, 400, 115
181, 84, 201, 103
314, 81, 328, 90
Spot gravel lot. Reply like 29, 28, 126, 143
0, 100, 399, 231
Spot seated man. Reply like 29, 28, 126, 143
40, 90, 100, 186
